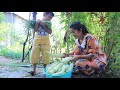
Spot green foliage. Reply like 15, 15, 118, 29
24, 20, 36, 29
0, 21, 30, 60
0, 12, 4, 22
0, 22, 12, 42
43, 20, 52, 29
0, 45, 28, 59
59, 12, 120, 72
104, 12, 120, 69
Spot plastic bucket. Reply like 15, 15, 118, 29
44, 68, 73, 78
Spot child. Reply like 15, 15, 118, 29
29, 12, 54, 76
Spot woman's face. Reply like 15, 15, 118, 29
70, 28, 82, 39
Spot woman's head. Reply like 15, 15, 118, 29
70, 22, 89, 39
43, 12, 54, 21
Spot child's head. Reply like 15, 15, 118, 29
43, 12, 54, 21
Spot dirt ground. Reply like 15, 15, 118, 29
0, 56, 45, 78
0, 56, 120, 78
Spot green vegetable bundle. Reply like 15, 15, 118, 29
43, 20, 52, 29
25, 20, 36, 29
25, 20, 51, 29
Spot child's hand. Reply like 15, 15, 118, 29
40, 22, 46, 28
36, 19, 42, 24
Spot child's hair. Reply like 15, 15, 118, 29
43, 12, 54, 17
70, 22, 89, 35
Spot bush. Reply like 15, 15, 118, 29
1, 47, 20, 59
0, 45, 28, 60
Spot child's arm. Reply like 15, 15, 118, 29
34, 19, 41, 32
39, 21, 52, 34
34, 19, 52, 34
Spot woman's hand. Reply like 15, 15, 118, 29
68, 59, 74, 63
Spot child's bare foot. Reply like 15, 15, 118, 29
28, 71, 36, 76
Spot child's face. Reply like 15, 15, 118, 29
43, 14, 53, 21
70, 28, 82, 39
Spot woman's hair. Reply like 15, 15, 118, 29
43, 12, 54, 17
70, 22, 89, 35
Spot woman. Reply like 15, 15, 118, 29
63, 22, 107, 76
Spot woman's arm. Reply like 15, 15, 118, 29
62, 43, 78, 58
70, 54, 95, 62
61, 52, 74, 58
